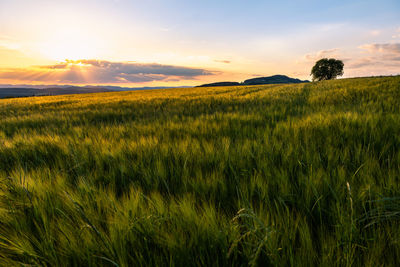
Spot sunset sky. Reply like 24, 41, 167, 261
0, 0, 399, 87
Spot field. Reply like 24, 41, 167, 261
0, 76, 400, 266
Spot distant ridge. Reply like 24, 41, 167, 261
196, 82, 240, 87
197, 75, 309, 87
0, 87, 112, 99
243, 75, 309, 85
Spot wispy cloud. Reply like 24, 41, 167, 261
0, 59, 218, 84
0, 35, 22, 50
346, 42, 400, 73
359, 43, 400, 55
312, 23, 346, 32
369, 30, 381, 36
214, 60, 231, 64
303, 48, 343, 62
392, 27, 400, 39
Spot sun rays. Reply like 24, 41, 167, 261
38, 27, 104, 61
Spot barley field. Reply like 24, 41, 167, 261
0, 76, 400, 266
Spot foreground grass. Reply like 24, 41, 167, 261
0, 76, 400, 266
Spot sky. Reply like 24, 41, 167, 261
0, 0, 399, 87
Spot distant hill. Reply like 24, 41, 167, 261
196, 82, 241, 87
243, 75, 309, 85
0, 87, 112, 99
197, 75, 309, 87
0, 88, 39, 98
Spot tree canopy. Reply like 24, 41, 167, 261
311, 58, 344, 81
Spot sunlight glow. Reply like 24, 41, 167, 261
39, 28, 102, 61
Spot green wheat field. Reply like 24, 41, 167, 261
1, 76, 400, 266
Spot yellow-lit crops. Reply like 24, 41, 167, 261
0, 76, 399, 266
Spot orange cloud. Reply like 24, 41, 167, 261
359, 43, 400, 58
214, 60, 231, 64
346, 43, 400, 75
303, 48, 343, 62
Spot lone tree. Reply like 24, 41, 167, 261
311, 58, 344, 81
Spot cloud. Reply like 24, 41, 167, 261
38, 63, 69, 69
359, 43, 400, 55
370, 30, 381, 36
343, 42, 400, 77
0, 35, 22, 50
68, 60, 214, 76
345, 42, 400, 73
0, 59, 218, 84
214, 60, 231, 64
303, 48, 342, 62
392, 27, 400, 39
346, 57, 374, 69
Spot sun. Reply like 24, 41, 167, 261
40, 28, 102, 61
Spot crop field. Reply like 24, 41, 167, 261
0, 76, 400, 266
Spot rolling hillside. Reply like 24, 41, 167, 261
0, 76, 399, 266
